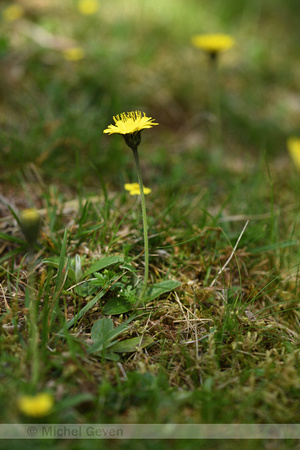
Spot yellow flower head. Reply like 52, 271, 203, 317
19, 208, 41, 245
20, 208, 40, 223
77, 0, 99, 15
104, 111, 158, 149
18, 393, 54, 418
62, 47, 85, 61
124, 183, 151, 196
287, 136, 300, 171
2, 4, 24, 22
191, 34, 235, 56
104, 111, 158, 136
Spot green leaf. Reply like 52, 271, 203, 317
111, 335, 154, 353
250, 240, 299, 254
55, 393, 95, 412
83, 256, 124, 277
0, 247, 25, 265
43, 256, 76, 282
74, 281, 97, 297
88, 318, 120, 354
104, 353, 120, 361
43, 256, 61, 267
87, 314, 139, 354
103, 297, 134, 315
91, 318, 114, 343
88, 322, 130, 354
55, 228, 69, 290
88, 320, 129, 354
146, 280, 181, 301
0, 231, 24, 245
49, 228, 70, 329
60, 289, 106, 333
119, 262, 136, 273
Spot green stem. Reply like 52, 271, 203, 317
28, 250, 39, 388
132, 146, 149, 299
208, 56, 223, 156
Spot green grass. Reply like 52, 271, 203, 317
0, 0, 300, 448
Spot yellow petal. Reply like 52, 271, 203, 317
18, 393, 54, 418
19, 208, 40, 226
2, 5, 24, 22
77, 0, 99, 15
19, 208, 41, 245
125, 184, 151, 195
287, 137, 300, 170
124, 183, 140, 191
191, 34, 235, 54
63, 47, 85, 61
103, 111, 158, 135
129, 188, 141, 196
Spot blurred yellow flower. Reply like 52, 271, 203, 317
2, 4, 24, 22
104, 111, 158, 136
124, 183, 151, 196
77, 0, 99, 15
191, 34, 235, 56
287, 136, 300, 171
19, 208, 41, 246
19, 208, 40, 224
62, 47, 85, 61
18, 393, 54, 417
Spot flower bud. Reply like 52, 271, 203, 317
19, 208, 41, 246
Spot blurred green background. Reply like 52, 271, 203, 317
1, 0, 300, 190
1, 1, 300, 436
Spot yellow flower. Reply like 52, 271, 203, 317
287, 136, 300, 171
104, 111, 158, 149
2, 4, 24, 22
20, 208, 40, 223
77, 0, 99, 15
124, 183, 151, 195
191, 34, 235, 56
18, 393, 54, 417
62, 47, 85, 61
104, 111, 158, 136
19, 208, 41, 245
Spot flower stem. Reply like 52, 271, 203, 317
208, 56, 223, 158
131, 146, 149, 299
28, 250, 39, 388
